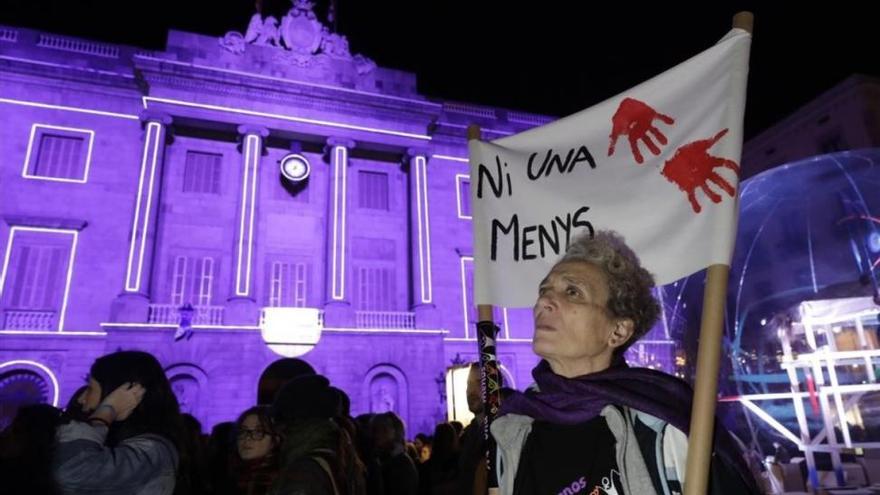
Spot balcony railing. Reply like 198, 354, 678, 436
147, 304, 224, 326
37, 34, 119, 58
355, 311, 415, 330
3, 309, 55, 330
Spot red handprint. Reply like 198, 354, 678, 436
661, 129, 739, 213
608, 97, 675, 164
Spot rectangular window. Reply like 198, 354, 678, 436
358, 171, 389, 210
23, 125, 94, 183
1, 229, 76, 331
457, 175, 471, 218
5, 245, 66, 310
266, 261, 309, 308
355, 266, 395, 311
168, 255, 217, 305
183, 151, 222, 194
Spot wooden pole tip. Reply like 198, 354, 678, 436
733, 11, 754, 33
467, 124, 482, 141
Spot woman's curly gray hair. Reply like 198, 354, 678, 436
558, 230, 660, 356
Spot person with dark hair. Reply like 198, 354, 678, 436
456, 362, 503, 495
0, 404, 63, 494
491, 231, 759, 495
64, 385, 89, 422
418, 423, 459, 495
370, 412, 419, 495
232, 406, 282, 495
181, 413, 209, 494
207, 421, 238, 494
269, 374, 366, 495
355, 413, 384, 495
449, 421, 463, 438
412, 433, 432, 464
52, 350, 186, 495
257, 358, 316, 405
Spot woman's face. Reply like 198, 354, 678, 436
237, 414, 274, 461
533, 261, 628, 375
77, 377, 102, 412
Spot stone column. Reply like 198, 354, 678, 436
110, 110, 172, 322
406, 149, 438, 329
225, 125, 269, 325
322, 138, 356, 328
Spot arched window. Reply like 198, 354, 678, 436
0, 363, 56, 430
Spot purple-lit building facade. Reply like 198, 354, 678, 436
0, 6, 674, 432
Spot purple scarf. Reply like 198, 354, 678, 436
499, 359, 758, 491
500, 359, 693, 433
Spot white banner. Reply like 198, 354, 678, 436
469, 29, 751, 307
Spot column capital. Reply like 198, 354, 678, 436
326, 137, 356, 149
237, 125, 270, 138
405, 147, 430, 160
138, 110, 172, 126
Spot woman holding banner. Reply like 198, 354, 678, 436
490, 230, 759, 495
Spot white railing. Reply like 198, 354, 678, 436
37, 34, 119, 58
443, 102, 497, 120
4, 309, 55, 330
355, 311, 415, 329
508, 110, 554, 126
147, 304, 224, 326
0, 28, 18, 43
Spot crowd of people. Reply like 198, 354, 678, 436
0, 231, 763, 494
0, 352, 495, 495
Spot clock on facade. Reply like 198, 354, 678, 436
279, 153, 311, 182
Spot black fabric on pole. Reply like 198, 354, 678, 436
477, 319, 501, 490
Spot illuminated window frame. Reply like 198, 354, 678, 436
455, 173, 472, 220
0, 226, 78, 332
22, 124, 95, 184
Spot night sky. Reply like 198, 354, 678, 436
2, 1, 878, 139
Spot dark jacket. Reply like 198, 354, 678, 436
269, 419, 365, 495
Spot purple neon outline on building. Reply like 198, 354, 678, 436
0, 97, 139, 120
432, 155, 469, 163
21, 124, 95, 184
124, 121, 162, 292
0, 226, 79, 332
142, 96, 431, 141
454, 173, 472, 220
235, 134, 260, 296
414, 155, 433, 303
331, 145, 348, 300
